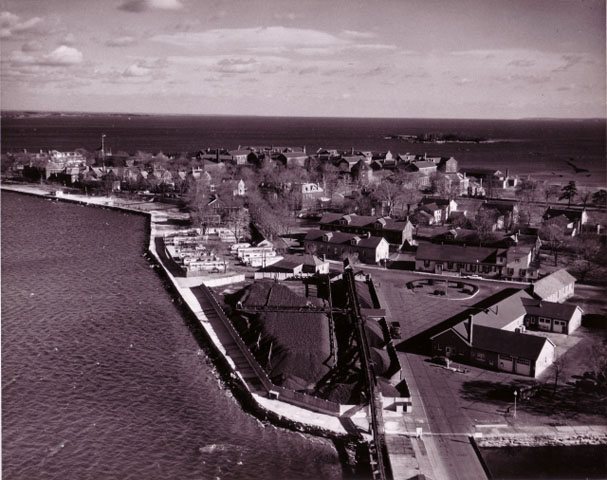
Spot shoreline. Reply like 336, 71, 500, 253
1, 184, 370, 477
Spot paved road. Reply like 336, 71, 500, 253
373, 279, 489, 480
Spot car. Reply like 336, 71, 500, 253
467, 274, 482, 280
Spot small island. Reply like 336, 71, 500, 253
384, 132, 488, 143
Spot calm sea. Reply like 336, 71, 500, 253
1, 191, 343, 480
1, 114, 605, 186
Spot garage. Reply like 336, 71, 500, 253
515, 358, 531, 376
553, 320, 566, 334
498, 355, 513, 373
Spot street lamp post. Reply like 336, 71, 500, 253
513, 390, 518, 418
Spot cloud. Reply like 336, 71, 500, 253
552, 54, 584, 73
118, 0, 184, 12
62, 33, 76, 45
21, 40, 43, 52
273, 12, 297, 21
123, 64, 152, 77
508, 59, 535, 68
0, 11, 43, 38
153, 27, 349, 51
41, 46, 83, 66
341, 30, 375, 39
106, 36, 137, 47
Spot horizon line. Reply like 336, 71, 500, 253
1, 109, 605, 122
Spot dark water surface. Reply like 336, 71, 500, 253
1, 191, 343, 480
2, 115, 605, 184
480, 445, 607, 479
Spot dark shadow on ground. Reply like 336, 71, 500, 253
460, 379, 607, 420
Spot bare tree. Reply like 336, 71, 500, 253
516, 178, 545, 226
186, 178, 214, 234
471, 209, 496, 246
540, 223, 565, 265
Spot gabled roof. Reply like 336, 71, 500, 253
522, 298, 581, 321
318, 213, 408, 232
416, 243, 498, 264
411, 161, 437, 169
472, 325, 553, 360
228, 149, 253, 156
532, 269, 576, 300
304, 229, 385, 248
544, 208, 584, 221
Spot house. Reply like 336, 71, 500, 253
543, 208, 588, 235
303, 230, 389, 264
523, 299, 583, 334
233, 179, 247, 196
254, 254, 330, 280
431, 290, 556, 377
404, 161, 437, 176
460, 168, 517, 190
318, 213, 413, 246
350, 159, 373, 184
437, 156, 458, 173
294, 182, 324, 208
415, 243, 537, 281
482, 201, 519, 231
419, 197, 457, 224
228, 149, 257, 165
336, 155, 367, 172
531, 269, 576, 303
273, 151, 309, 168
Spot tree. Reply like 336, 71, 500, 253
516, 178, 545, 226
544, 184, 560, 206
186, 178, 214, 234
559, 181, 578, 207
372, 180, 403, 217
592, 189, 607, 210
540, 223, 565, 265
570, 235, 602, 282
471, 209, 496, 246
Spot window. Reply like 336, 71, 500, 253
517, 358, 530, 365
471, 265, 476, 272
448, 262, 453, 269
476, 351, 485, 361
424, 260, 430, 268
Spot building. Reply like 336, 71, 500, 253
318, 213, 413, 246
430, 290, 556, 377
303, 230, 389, 264
415, 243, 537, 281
523, 299, 583, 335
254, 254, 330, 280
419, 198, 458, 224
531, 269, 576, 303
543, 208, 588, 236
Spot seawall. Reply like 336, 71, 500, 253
1, 184, 369, 476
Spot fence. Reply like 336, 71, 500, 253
197, 284, 341, 415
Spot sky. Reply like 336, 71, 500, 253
1, 0, 605, 118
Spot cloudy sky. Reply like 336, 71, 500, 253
1, 0, 605, 118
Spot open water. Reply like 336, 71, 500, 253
1, 114, 605, 186
1, 191, 343, 480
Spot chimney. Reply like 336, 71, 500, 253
468, 315, 474, 344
